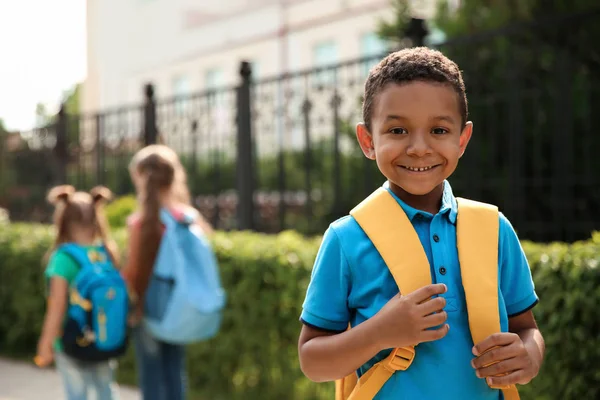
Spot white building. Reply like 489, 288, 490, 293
81, 0, 452, 156
82, 0, 449, 112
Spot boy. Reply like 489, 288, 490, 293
298, 47, 545, 399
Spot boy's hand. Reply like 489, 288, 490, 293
471, 333, 537, 386
373, 283, 449, 351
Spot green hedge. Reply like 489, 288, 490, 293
0, 224, 598, 399
105, 195, 137, 229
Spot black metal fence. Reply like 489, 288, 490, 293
2, 10, 599, 242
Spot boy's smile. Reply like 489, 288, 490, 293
399, 164, 440, 172
357, 81, 472, 213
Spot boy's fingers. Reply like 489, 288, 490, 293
410, 284, 447, 304
418, 323, 449, 343
421, 311, 447, 328
418, 296, 446, 316
486, 370, 526, 387
475, 358, 519, 379
472, 342, 519, 369
472, 332, 519, 356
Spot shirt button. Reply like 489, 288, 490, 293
433, 234, 440, 242
439, 266, 447, 275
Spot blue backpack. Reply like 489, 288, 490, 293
58, 243, 129, 362
143, 209, 226, 344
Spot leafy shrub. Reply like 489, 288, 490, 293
519, 234, 600, 400
0, 207, 8, 225
0, 224, 598, 399
105, 195, 137, 229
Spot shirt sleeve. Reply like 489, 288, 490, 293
45, 250, 80, 285
498, 213, 539, 317
300, 225, 351, 332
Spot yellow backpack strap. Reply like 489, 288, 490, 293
335, 371, 357, 400
456, 198, 520, 400
351, 188, 432, 296
335, 188, 432, 400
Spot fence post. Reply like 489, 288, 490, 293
95, 113, 104, 185
54, 103, 68, 184
302, 98, 313, 223
190, 120, 198, 174
404, 18, 429, 47
0, 122, 6, 192
236, 61, 255, 230
331, 90, 342, 218
143, 83, 157, 146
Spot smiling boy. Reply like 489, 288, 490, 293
298, 47, 545, 399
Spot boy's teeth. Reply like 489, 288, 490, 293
405, 166, 433, 172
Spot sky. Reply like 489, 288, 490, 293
0, 0, 86, 131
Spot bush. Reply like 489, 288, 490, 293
519, 235, 600, 400
0, 207, 8, 224
0, 224, 331, 399
0, 224, 598, 399
105, 195, 137, 229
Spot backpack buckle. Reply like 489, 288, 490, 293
385, 346, 415, 372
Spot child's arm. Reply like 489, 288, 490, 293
36, 277, 69, 365
471, 311, 544, 386
509, 311, 545, 378
299, 284, 449, 382
298, 323, 381, 382
471, 213, 544, 386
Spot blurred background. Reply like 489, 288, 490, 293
2, 0, 599, 241
0, 1, 599, 399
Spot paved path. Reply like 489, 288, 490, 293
0, 358, 139, 400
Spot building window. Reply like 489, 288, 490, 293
173, 75, 190, 96
250, 61, 260, 82
360, 32, 388, 78
203, 67, 229, 150
172, 75, 190, 114
204, 67, 226, 114
205, 68, 224, 89
313, 40, 338, 86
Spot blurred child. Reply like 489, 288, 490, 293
122, 144, 214, 400
36, 185, 121, 400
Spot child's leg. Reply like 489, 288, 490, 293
132, 325, 167, 400
89, 360, 119, 400
54, 352, 89, 400
162, 342, 186, 400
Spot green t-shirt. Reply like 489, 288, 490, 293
45, 245, 101, 351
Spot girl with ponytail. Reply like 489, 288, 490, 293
36, 185, 121, 400
122, 144, 213, 400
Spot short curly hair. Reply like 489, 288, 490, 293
362, 47, 468, 131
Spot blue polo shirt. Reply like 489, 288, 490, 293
300, 180, 538, 400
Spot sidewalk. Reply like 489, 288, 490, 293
0, 358, 139, 400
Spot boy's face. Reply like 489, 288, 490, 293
357, 81, 472, 198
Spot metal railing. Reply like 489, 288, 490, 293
2, 10, 599, 242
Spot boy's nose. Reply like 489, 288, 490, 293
405, 133, 432, 157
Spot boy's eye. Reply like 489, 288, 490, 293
389, 127, 407, 135
432, 128, 449, 135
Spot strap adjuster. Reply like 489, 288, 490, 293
385, 346, 415, 371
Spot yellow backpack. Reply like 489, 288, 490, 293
335, 188, 519, 400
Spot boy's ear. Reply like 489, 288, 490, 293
459, 121, 473, 158
356, 123, 376, 160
